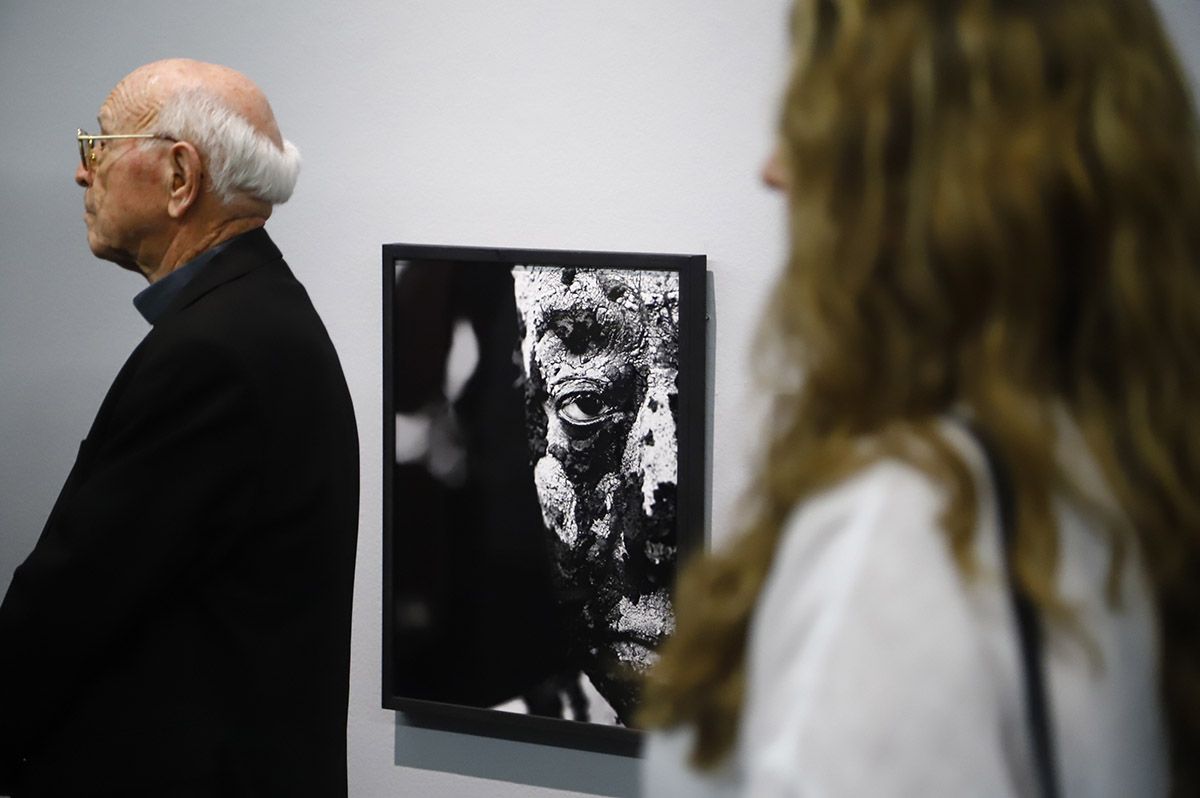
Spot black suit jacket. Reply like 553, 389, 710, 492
0, 229, 360, 797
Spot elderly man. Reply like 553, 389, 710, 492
0, 60, 359, 797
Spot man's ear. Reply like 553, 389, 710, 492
165, 141, 204, 219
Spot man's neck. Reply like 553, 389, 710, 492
142, 217, 267, 284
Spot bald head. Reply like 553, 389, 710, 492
98, 59, 300, 207
104, 59, 283, 149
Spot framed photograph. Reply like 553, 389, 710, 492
382, 243, 706, 755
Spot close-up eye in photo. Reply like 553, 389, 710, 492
554, 386, 617, 429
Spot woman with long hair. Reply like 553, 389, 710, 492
641, 0, 1200, 795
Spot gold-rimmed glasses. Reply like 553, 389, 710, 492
76, 128, 174, 171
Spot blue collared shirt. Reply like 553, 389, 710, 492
132, 238, 236, 325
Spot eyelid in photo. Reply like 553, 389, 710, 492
551, 379, 621, 429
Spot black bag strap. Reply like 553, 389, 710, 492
965, 421, 1061, 798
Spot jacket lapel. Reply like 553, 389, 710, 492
73, 227, 284, 458
156, 226, 283, 326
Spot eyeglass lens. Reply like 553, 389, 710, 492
77, 129, 95, 170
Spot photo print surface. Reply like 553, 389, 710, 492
383, 245, 705, 750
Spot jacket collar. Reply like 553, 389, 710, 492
156, 226, 283, 325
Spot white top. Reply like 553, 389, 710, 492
643, 421, 1168, 797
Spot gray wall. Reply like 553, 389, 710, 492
1, 2, 1196, 797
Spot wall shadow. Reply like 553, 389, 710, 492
394, 714, 641, 797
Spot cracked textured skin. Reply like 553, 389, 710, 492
513, 265, 679, 723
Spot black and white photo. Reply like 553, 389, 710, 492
382, 244, 705, 752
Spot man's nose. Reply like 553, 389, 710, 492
75, 163, 91, 188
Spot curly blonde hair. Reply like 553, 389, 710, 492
639, 1, 1200, 793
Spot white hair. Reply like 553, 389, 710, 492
150, 87, 301, 205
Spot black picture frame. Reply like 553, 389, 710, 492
382, 243, 707, 757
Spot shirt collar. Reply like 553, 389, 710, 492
132, 238, 236, 325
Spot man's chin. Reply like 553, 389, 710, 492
87, 237, 141, 274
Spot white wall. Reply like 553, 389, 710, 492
1, 2, 1197, 797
